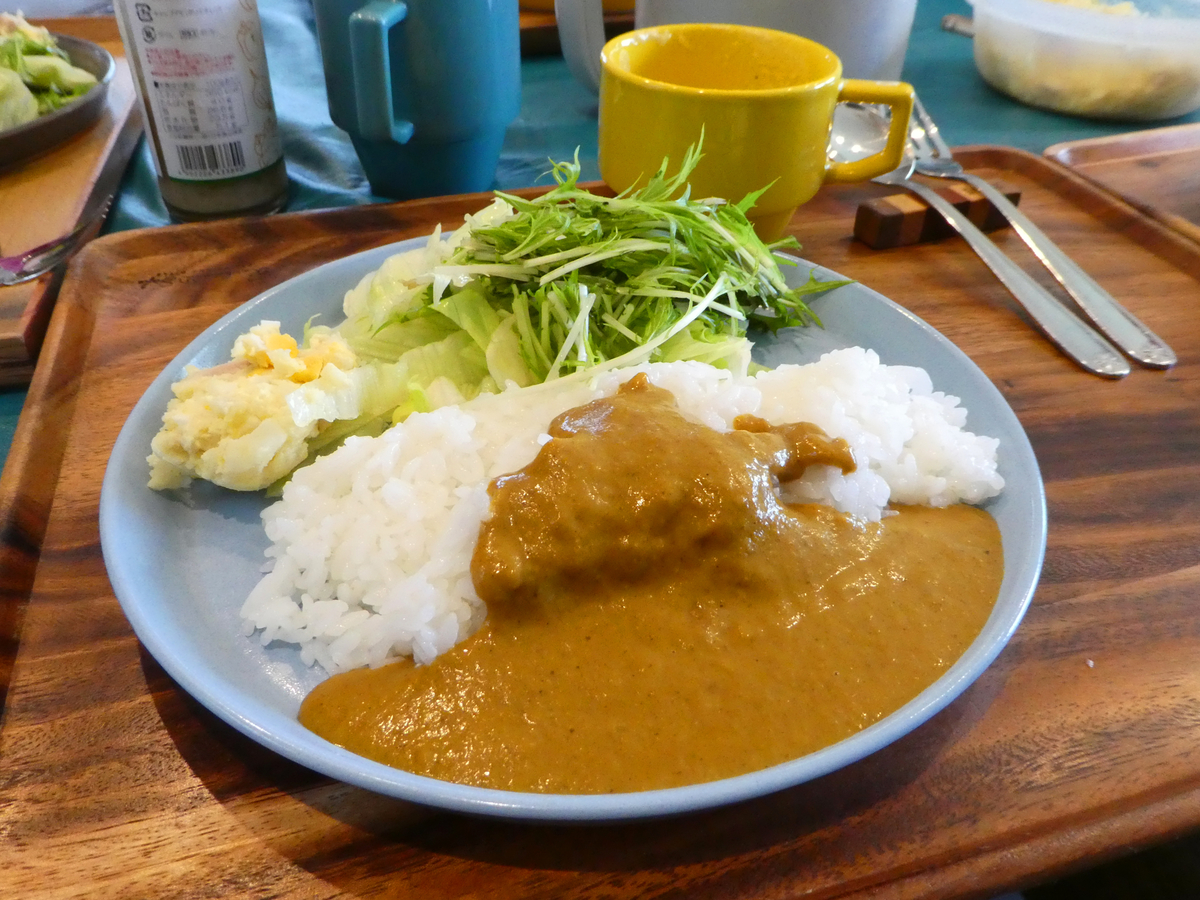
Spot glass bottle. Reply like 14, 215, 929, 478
114, 0, 288, 221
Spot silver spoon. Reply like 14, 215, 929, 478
831, 104, 1130, 379
909, 96, 1174, 369
0, 195, 113, 287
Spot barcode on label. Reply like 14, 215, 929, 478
176, 141, 246, 176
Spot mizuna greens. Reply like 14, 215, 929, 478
329, 147, 847, 390
456, 146, 842, 379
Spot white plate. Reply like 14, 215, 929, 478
100, 238, 1047, 822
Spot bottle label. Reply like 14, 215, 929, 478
121, 0, 283, 181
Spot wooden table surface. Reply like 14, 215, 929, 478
3, 147, 1200, 900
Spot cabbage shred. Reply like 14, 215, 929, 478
0, 14, 98, 126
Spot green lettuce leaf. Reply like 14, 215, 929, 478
0, 66, 36, 128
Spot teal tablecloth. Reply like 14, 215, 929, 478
105, 0, 606, 232
3, 0, 1199, 468
106, 0, 1200, 233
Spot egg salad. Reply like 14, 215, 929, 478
147, 323, 359, 491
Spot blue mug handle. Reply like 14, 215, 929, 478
348, 0, 415, 143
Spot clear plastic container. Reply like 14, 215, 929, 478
968, 0, 1200, 121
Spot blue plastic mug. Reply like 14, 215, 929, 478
311, 0, 521, 198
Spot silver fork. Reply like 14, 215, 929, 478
909, 96, 1176, 369
0, 195, 114, 288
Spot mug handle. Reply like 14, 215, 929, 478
554, 0, 605, 93
825, 80, 914, 183
349, 0, 416, 143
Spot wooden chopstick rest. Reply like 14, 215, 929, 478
854, 183, 1021, 249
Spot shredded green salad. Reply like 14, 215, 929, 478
312, 146, 848, 416
0, 12, 98, 130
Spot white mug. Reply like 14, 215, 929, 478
555, 0, 918, 92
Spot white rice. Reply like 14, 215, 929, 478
239, 349, 1004, 675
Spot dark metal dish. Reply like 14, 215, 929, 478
0, 33, 116, 170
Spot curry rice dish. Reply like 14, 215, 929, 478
296, 370, 1004, 794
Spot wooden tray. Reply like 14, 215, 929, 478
0, 16, 141, 386
1046, 123, 1200, 248
4, 147, 1200, 899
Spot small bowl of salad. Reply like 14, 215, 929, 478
0, 12, 114, 168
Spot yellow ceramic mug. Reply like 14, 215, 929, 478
599, 23, 914, 240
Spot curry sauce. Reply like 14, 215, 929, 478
300, 375, 1003, 793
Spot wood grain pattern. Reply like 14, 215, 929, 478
1045, 123, 1200, 247
3, 148, 1200, 900
0, 16, 142, 386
